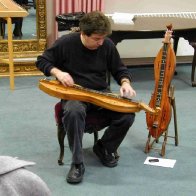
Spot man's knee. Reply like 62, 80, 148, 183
62, 101, 86, 120
123, 113, 135, 127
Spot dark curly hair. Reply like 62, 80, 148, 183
79, 11, 112, 36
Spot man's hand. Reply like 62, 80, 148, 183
51, 68, 74, 87
120, 82, 136, 98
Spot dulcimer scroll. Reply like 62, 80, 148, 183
39, 79, 158, 114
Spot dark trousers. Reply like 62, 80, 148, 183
61, 100, 135, 164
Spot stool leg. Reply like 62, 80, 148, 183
57, 124, 66, 165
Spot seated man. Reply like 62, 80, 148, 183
36, 11, 136, 184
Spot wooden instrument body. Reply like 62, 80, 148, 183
146, 39, 176, 139
39, 79, 157, 114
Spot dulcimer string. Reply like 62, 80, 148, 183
73, 83, 134, 103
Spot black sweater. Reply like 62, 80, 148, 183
36, 32, 132, 90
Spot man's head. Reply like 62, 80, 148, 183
79, 11, 112, 50
79, 11, 111, 36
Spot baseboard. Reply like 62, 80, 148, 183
121, 55, 193, 66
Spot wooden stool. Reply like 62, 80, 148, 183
144, 85, 178, 156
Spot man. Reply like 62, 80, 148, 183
36, 11, 136, 184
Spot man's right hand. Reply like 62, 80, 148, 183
51, 68, 74, 87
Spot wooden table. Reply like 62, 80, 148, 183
0, 0, 28, 90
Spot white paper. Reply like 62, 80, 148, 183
144, 156, 176, 168
112, 12, 135, 25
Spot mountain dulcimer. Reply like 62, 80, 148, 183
39, 79, 159, 114
146, 25, 176, 139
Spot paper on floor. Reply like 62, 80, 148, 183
144, 156, 176, 168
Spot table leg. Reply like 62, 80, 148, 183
190, 42, 196, 87
6, 17, 15, 90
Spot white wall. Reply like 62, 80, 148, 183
104, 0, 195, 58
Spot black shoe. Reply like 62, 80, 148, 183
93, 140, 118, 167
66, 163, 85, 184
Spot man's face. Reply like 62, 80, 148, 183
81, 33, 107, 50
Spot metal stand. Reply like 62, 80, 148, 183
144, 85, 178, 156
